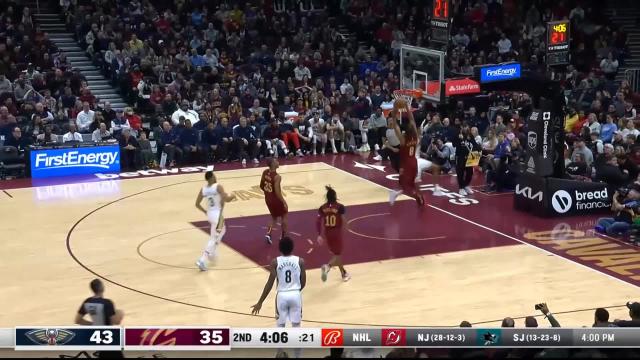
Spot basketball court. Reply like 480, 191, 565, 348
2, 154, 640, 334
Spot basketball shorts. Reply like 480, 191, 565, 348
399, 163, 418, 193
275, 291, 302, 326
325, 229, 343, 255
207, 209, 225, 236
266, 198, 288, 218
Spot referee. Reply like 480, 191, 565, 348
75, 279, 124, 358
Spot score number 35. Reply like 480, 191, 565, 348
200, 330, 224, 344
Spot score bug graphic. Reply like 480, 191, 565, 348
15, 327, 122, 351
124, 327, 230, 351
382, 329, 406, 346
322, 329, 344, 347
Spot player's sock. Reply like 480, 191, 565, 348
389, 189, 402, 205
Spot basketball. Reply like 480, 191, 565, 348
394, 98, 408, 109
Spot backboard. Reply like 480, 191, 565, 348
399, 44, 445, 104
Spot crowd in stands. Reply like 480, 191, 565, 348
0, 0, 637, 193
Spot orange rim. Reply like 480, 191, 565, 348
393, 89, 424, 99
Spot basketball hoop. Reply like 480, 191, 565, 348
393, 88, 424, 104
388, 89, 423, 116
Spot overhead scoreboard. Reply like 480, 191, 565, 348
3, 327, 640, 350
430, 0, 451, 44
547, 20, 570, 66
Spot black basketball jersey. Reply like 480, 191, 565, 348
78, 297, 116, 326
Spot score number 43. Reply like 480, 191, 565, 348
200, 330, 224, 344
89, 330, 114, 344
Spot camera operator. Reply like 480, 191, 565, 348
426, 137, 452, 174
595, 188, 638, 236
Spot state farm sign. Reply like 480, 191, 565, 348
445, 78, 480, 96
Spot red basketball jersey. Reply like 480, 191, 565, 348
399, 131, 418, 166
319, 202, 345, 230
261, 169, 279, 201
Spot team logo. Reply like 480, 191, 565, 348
322, 329, 344, 346
527, 131, 537, 150
139, 329, 178, 346
25, 328, 76, 346
381, 329, 406, 346
552, 190, 573, 214
480, 330, 500, 346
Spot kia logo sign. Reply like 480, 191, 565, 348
552, 190, 573, 214
479, 63, 521, 83
445, 78, 480, 96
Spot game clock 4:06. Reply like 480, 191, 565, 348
260, 331, 288, 344
547, 20, 570, 50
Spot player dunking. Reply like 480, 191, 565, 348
195, 171, 236, 271
317, 186, 350, 282
388, 100, 425, 206
260, 158, 288, 244
251, 237, 306, 358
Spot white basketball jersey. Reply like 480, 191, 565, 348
202, 183, 222, 213
276, 255, 301, 292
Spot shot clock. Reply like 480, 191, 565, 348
232, 328, 321, 348
430, 0, 451, 44
546, 20, 570, 66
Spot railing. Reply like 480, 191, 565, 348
625, 68, 640, 94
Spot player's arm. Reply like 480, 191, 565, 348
274, 174, 286, 205
106, 300, 124, 325
405, 103, 418, 135
259, 172, 266, 192
74, 304, 93, 325
299, 258, 306, 291
251, 258, 278, 315
390, 109, 404, 146
195, 190, 206, 215
217, 184, 237, 203
316, 208, 324, 244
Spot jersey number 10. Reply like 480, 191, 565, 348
325, 215, 337, 227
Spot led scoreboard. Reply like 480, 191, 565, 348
430, 0, 451, 44
547, 20, 570, 66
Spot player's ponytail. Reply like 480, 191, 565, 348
325, 186, 337, 203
